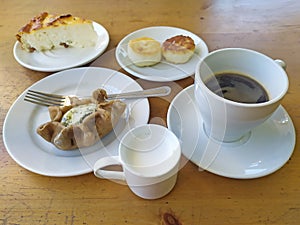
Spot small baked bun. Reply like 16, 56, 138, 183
162, 35, 195, 64
127, 37, 161, 67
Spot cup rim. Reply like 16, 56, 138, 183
195, 48, 289, 107
118, 124, 181, 178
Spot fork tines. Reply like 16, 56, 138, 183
24, 90, 65, 107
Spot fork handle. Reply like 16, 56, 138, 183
107, 86, 171, 99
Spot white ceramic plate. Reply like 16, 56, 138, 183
115, 26, 209, 82
13, 22, 109, 72
3, 67, 150, 177
167, 85, 296, 179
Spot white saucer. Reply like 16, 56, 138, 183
3, 67, 149, 177
167, 85, 296, 179
115, 26, 209, 82
13, 22, 109, 72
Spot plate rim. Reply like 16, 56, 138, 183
115, 26, 209, 82
13, 21, 110, 72
3, 67, 150, 177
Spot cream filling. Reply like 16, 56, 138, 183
61, 103, 97, 127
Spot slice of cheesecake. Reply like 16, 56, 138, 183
16, 12, 98, 52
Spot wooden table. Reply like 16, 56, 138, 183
1, 0, 300, 224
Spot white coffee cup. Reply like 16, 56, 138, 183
94, 124, 181, 200
194, 48, 289, 142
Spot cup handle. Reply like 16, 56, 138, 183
93, 156, 126, 181
275, 59, 287, 70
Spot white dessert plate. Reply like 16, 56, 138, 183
13, 22, 109, 72
115, 26, 209, 82
167, 85, 296, 179
3, 67, 150, 177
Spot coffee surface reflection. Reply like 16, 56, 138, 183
205, 72, 269, 103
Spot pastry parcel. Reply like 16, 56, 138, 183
37, 89, 126, 150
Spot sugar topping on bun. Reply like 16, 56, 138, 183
162, 35, 195, 64
127, 37, 161, 67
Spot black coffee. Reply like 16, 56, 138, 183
204, 72, 269, 103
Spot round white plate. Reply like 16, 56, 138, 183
3, 67, 150, 177
115, 26, 209, 82
13, 22, 109, 72
167, 85, 296, 179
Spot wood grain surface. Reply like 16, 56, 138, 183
1, 0, 300, 224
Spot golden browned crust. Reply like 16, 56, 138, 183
17, 12, 92, 34
162, 35, 195, 53
36, 89, 126, 150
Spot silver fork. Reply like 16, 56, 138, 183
24, 86, 171, 107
